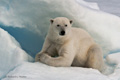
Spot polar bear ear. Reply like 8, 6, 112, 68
50, 19, 54, 24
70, 20, 73, 24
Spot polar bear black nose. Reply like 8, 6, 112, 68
60, 30, 65, 36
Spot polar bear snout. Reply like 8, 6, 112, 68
59, 30, 65, 36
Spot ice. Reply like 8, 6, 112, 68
0, 0, 120, 80
76, 0, 100, 10
2, 62, 110, 80
0, 0, 120, 55
2, 53, 120, 80
85, 0, 120, 17
108, 65, 120, 80
0, 28, 34, 79
106, 53, 120, 80
106, 53, 120, 64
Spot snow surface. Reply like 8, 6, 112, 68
85, 0, 120, 17
0, 28, 34, 79
2, 62, 109, 80
2, 53, 120, 80
106, 53, 120, 65
0, 0, 120, 80
106, 53, 120, 80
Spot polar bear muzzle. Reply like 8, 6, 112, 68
59, 30, 65, 36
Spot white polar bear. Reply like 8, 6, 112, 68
35, 17, 104, 72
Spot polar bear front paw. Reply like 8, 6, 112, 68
35, 53, 50, 63
35, 53, 41, 62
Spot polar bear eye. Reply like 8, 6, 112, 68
65, 24, 67, 27
57, 24, 60, 27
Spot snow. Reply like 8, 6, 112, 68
106, 53, 120, 65
76, 0, 100, 10
106, 53, 120, 80
0, 0, 120, 55
109, 66, 120, 80
2, 62, 109, 80
2, 53, 120, 80
0, 0, 120, 80
2, 57, 120, 80
85, 0, 120, 17
0, 28, 34, 79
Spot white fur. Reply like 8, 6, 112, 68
35, 17, 104, 72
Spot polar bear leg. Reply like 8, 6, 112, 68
38, 52, 74, 67
86, 44, 104, 72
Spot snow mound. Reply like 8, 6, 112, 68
76, 0, 100, 10
106, 53, 120, 64
3, 62, 109, 80
106, 53, 120, 80
0, 28, 34, 79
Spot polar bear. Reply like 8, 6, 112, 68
35, 17, 104, 72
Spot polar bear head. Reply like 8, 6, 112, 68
49, 17, 73, 37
